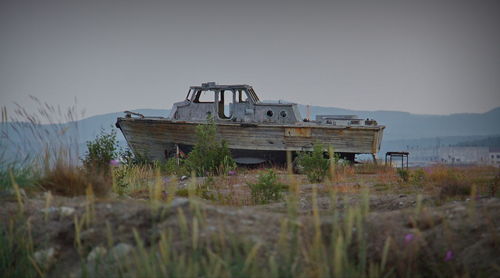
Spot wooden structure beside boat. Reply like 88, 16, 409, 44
116, 83, 385, 163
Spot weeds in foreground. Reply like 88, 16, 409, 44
0, 165, 39, 191
2, 163, 499, 277
247, 169, 287, 204
0, 219, 38, 278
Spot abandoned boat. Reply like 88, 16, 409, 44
115, 82, 385, 163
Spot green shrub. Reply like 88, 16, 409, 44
432, 170, 471, 199
185, 116, 235, 176
164, 157, 189, 177
175, 177, 216, 200
439, 179, 472, 200
397, 168, 410, 182
82, 128, 118, 173
248, 170, 287, 204
197, 176, 217, 200
297, 144, 330, 183
112, 165, 129, 195
410, 168, 426, 186
0, 165, 38, 191
119, 147, 149, 167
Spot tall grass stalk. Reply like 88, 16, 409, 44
311, 184, 328, 277
166, 176, 177, 204
329, 145, 336, 184
380, 237, 392, 273
415, 194, 423, 217
467, 184, 477, 219
0, 218, 38, 278
105, 221, 114, 249
43, 191, 52, 222
149, 167, 163, 213
4, 97, 82, 169
9, 169, 25, 214
85, 185, 95, 226
74, 215, 84, 256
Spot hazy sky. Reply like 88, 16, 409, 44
1, 0, 499, 118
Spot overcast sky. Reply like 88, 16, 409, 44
1, 0, 499, 118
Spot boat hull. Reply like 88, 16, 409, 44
116, 117, 385, 161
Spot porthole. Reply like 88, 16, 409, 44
266, 110, 274, 117
280, 110, 287, 118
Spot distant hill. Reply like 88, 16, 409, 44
79, 105, 500, 142
298, 105, 500, 140
0, 109, 170, 164
76, 109, 171, 143
2, 105, 499, 163
453, 136, 500, 148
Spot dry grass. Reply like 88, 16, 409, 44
37, 162, 110, 197
355, 162, 395, 175
422, 165, 500, 199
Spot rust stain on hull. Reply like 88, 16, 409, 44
285, 127, 312, 137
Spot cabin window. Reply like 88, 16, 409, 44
238, 90, 251, 103
186, 89, 194, 100
219, 90, 234, 119
193, 90, 215, 103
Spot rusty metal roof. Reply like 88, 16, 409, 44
189, 82, 253, 90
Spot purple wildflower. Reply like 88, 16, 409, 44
228, 170, 237, 176
109, 159, 120, 166
444, 250, 453, 261
404, 233, 414, 244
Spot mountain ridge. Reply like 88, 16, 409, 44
1, 105, 499, 163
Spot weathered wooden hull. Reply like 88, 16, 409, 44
116, 117, 384, 161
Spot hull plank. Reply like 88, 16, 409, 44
117, 118, 385, 161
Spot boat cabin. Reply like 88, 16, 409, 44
169, 82, 301, 124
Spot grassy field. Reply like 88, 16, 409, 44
1, 161, 500, 278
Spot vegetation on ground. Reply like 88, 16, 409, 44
82, 128, 119, 173
0, 165, 39, 191
183, 116, 236, 176
296, 143, 337, 183
247, 169, 287, 204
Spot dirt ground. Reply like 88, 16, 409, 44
2, 172, 500, 277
